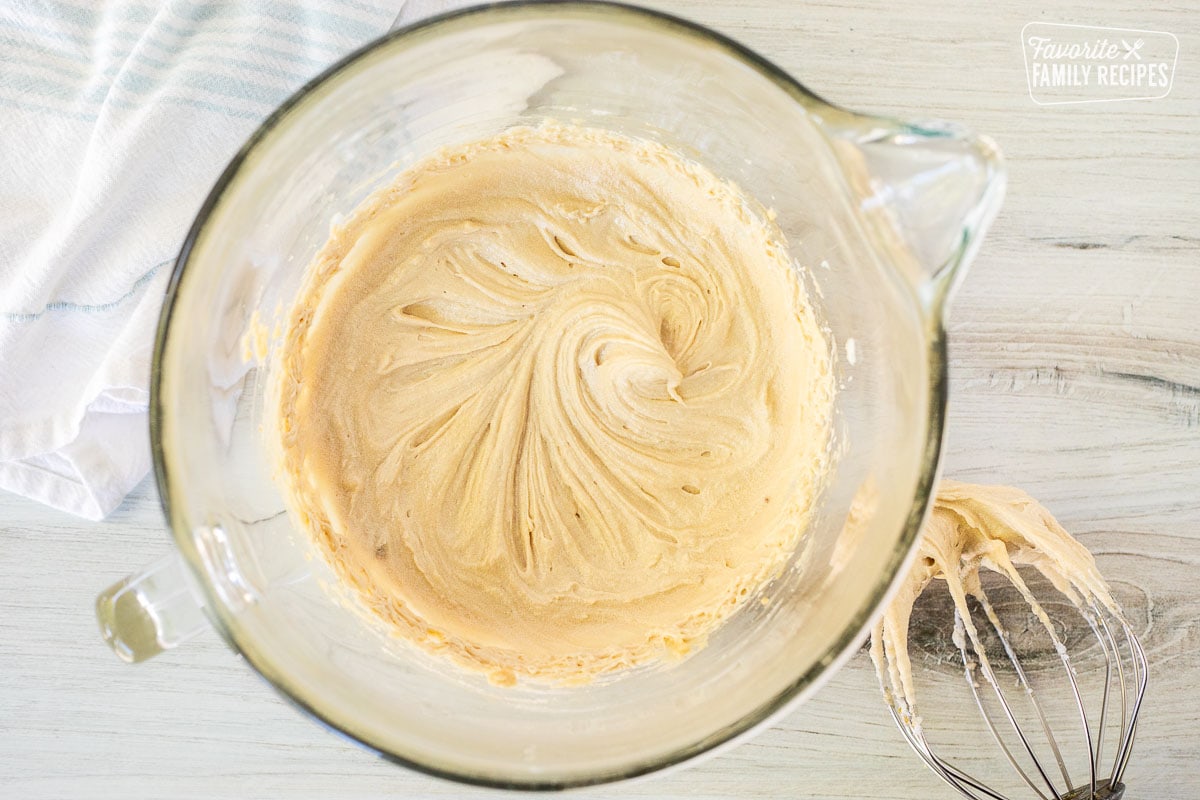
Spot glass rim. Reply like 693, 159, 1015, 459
149, 0, 945, 789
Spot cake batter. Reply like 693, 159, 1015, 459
272, 124, 834, 684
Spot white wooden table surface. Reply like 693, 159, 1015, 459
2, 1, 1197, 798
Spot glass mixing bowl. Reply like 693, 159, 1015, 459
96, 1, 1003, 788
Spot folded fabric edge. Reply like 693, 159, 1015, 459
0, 265, 169, 462
0, 409, 153, 521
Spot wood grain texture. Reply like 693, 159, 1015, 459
1, 1, 1196, 797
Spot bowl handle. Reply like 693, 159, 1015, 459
96, 553, 208, 663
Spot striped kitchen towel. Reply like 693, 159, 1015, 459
0, 1, 400, 519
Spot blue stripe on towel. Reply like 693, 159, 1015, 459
2, 260, 169, 322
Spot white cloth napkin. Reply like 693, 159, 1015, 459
0, 1, 405, 519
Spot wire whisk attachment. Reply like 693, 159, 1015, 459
871, 482, 1149, 800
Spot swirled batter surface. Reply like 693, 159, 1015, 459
274, 124, 834, 684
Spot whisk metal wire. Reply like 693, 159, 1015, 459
887, 592, 1148, 800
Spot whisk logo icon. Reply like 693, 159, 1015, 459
1022, 23, 1178, 105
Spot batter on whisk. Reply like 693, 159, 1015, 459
870, 480, 1122, 721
